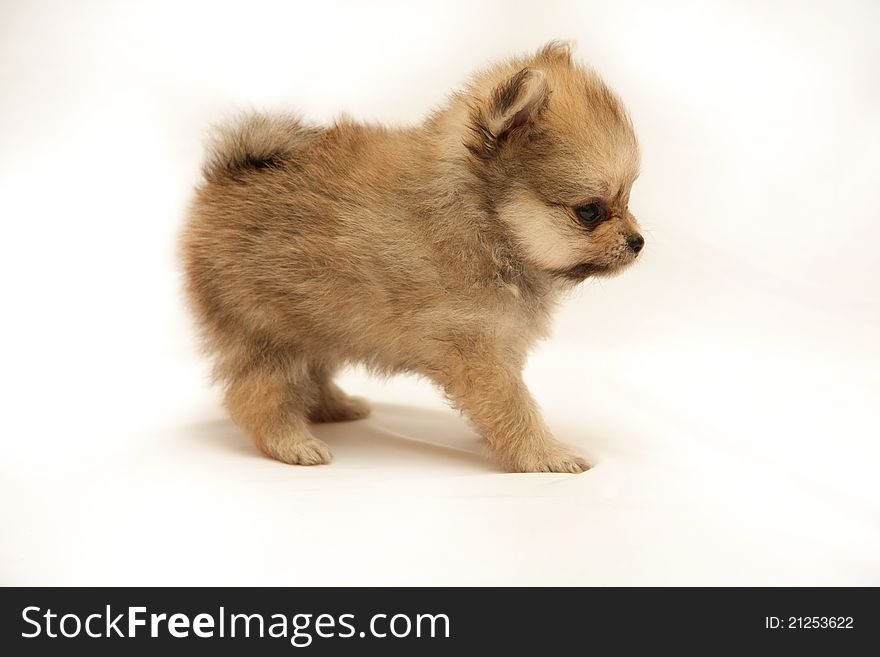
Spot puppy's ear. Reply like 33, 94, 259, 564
537, 40, 573, 65
467, 68, 549, 157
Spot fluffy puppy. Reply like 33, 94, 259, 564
181, 42, 642, 473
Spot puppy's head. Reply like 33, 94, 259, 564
460, 42, 643, 281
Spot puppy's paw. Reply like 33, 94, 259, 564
310, 395, 371, 423
262, 436, 333, 466
501, 444, 591, 474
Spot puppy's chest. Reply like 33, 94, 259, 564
483, 282, 554, 348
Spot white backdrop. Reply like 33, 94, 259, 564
1, 0, 878, 585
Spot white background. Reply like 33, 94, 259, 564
1, 0, 878, 585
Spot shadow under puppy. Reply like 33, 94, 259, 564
181, 42, 643, 473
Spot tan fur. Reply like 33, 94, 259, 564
181, 42, 643, 473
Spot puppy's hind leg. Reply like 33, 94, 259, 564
224, 351, 332, 465
308, 366, 371, 423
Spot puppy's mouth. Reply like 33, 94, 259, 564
552, 261, 618, 281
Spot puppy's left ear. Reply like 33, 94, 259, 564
468, 68, 549, 157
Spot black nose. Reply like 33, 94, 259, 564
627, 233, 645, 254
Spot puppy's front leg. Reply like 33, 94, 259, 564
435, 347, 590, 473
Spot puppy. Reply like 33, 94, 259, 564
181, 42, 642, 473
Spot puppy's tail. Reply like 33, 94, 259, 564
201, 113, 314, 182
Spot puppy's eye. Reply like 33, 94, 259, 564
574, 203, 608, 229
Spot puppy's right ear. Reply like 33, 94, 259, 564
467, 68, 549, 157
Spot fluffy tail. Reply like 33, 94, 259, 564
201, 113, 314, 182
